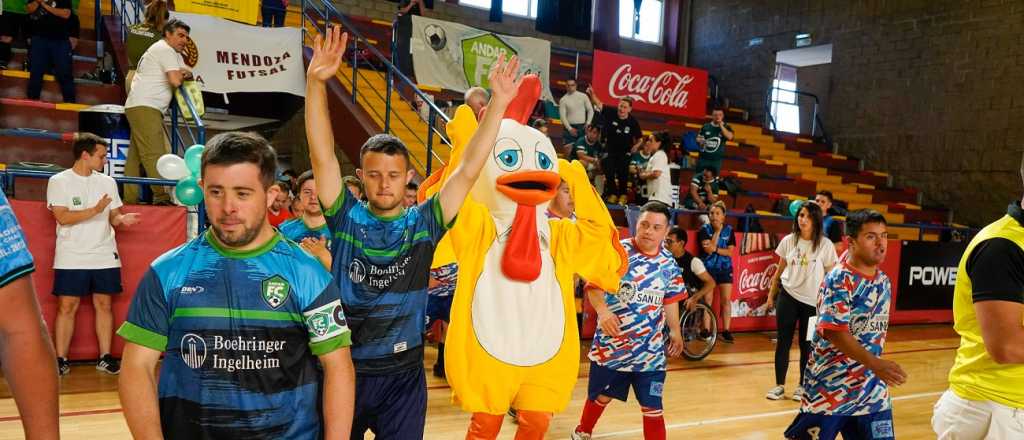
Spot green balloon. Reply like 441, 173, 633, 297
175, 177, 204, 206
184, 144, 205, 176
789, 199, 804, 217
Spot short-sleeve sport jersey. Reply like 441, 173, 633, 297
588, 239, 686, 372
279, 217, 331, 246
801, 263, 892, 416
0, 190, 34, 288
322, 190, 451, 375
117, 230, 351, 439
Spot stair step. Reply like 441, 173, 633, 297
0, 98, 82, 132
0, 72, 122, 105
0, 131, 74, 168
10, 48, 99, 64
6, 53, 98, 78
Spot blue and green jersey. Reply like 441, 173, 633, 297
279, 217, 331, 245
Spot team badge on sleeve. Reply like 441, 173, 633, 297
304, 300, 350, 343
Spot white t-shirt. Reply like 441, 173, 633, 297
125, 39, 185, 113
46, 169, 123, 270
775, 234, 838, 306
645, 150, 674, 206
558, 90, 594, 126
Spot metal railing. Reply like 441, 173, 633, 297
764, 86, 832, 145
168, 88, 207, 155
301, 0, 452, 175
110, 0, 145, 42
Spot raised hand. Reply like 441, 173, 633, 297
487, 53, 522, 106
306, 25, 349, 83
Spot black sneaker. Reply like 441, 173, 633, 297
97, 354, 121, 375
57, 357, 70, 377
721, 331, 735, 343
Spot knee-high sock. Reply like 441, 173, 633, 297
514, 410, 552, 440
466, 412, 503, 440
576, 399, 609, 434
641, 407, 666, 440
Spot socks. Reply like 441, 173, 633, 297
576, 399, 608, 434
641, 408, 666, 440
435, 343, 445, 368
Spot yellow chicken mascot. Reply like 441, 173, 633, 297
421, 75, 627, 439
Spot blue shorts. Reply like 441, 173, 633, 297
425, 294, 453, 329
587, 361, 666, 410
0, 191, 34, 288
352, 366, 426, 440
708, 268, 734, 285
785, 410, 895, 440
52, 268, 123, 296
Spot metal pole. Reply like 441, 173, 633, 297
351, 39, 359, 104
301, 0, 306, 35
811, 101, 818, 138
170, 103, 180, 155
386, 18, 397, 134
426, 108, 435, 176
574, 50, 579, 80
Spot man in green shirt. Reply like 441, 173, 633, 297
572, 124, 604, 181
684, 168, 721, 211
0, 0, 30, 69
696, 108, 734, 175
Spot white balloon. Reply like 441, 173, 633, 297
156, 154, 190, 180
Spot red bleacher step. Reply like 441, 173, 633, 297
0, 98, 82, 132
0, 73, 123, 105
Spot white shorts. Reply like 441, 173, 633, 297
932, 389, 1024, 440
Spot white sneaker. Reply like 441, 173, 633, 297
570, 428, 592, 440
792, 386, 804, 402
766, 385, 785, 400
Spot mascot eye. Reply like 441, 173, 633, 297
495, 148, 523, 171
536, 152, 553, 170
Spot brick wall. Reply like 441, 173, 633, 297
688, 0, 1024, 226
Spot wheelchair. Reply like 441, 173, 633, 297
679, 300, 718, 361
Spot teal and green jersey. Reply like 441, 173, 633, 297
698, 122, 732, 165
279, 217, 331, 246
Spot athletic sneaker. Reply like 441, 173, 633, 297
57, 357, 70, 377
791, 386, 804, 402
570, 428, 592, 440
721, 330, 735, 343
508, 408, 518, 424
765, 385, 785, 400
96, 354, 120, 375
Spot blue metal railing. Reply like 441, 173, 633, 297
301, 0, 452, 175
168, 88, 207, 155
111, 0, 145, 42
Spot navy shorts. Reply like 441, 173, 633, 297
425, 294, 453, 329
352, 366, 426, 440
52, 268, 123, 296
587, 361, 666, 410
708, 268, 734, 285
785, 410, 895, 440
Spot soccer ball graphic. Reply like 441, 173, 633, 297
423, 24, 447, 51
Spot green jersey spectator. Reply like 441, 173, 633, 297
573, 124, 604, 178
696, 108, 734, 175
684, 168, 721, 210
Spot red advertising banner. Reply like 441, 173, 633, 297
591, 49, 709, 118
12, 200, 187, 360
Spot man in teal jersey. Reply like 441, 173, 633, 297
280, 170, 332, 269
118, 132, 356, 439
305, 26, 524, 439
696, 108, 734, 175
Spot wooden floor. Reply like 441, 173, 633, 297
0, 325, 959, 439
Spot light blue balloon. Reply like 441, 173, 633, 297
789, 199, 804, 217
175, 177, 203, 206
184, 144, 205, 176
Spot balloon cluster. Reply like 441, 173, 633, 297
156, 144, 205, 206
789, 199, 805, 217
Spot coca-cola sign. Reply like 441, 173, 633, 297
734, 252, 778, 318
592, 50, 708, 118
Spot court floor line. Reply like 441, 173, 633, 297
592, 391, 946, 438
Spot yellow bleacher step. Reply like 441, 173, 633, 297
793, 174, 843, 185
772, 156, 814, 167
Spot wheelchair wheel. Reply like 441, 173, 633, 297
680, 302, 717, 361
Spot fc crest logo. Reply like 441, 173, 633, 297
261, 275, 291, 309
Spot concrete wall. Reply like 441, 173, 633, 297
688, 0, 1024, 226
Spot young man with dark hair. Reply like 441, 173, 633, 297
684, 168, 720, 211
559, 78, 593, 147
118, 131, 356, 439
280, 170, 332, 269
123, 18, 191, 205
600, 97, 643, 203
815, 190, 843, 242
785, 209, 906, 440
665, 227, 717, 313
47, 132, 141, 376
0, 189, 61, 439
572, 202, 685, 440
932, 155, 1024, 439
573, 123, 604, 180
25, 0, 75, 103
404, 182, 419, 208
305, 27, 523, 439
267, 181, 294, 227
695, 108, 734, 176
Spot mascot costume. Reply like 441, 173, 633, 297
420, 75, 627, 439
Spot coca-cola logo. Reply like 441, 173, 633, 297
738, 263, 779, 297
608, 64, 695, 109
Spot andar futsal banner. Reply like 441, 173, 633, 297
170, 11, 305, 97
592, 49, 708, 119
410, 15, 555, 102
174, 0, 260, 25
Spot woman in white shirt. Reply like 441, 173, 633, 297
765, 201, 838, 401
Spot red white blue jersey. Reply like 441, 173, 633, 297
587, 239, 686, 372
801, 263, 892, 416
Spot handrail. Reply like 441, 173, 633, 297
168, 86, 207, 155
764, 85, 832, 145
111, 0, 145, 43
301, 0, 452, 175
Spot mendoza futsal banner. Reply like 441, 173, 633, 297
592, 50, 708, 118
174, 0, 259, 25
170, 11, 305, 96
410, 15, 554, 102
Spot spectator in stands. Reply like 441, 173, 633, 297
585, 84, 605, 128
600, 97, 643, 204
559, 78, 593, 149
639, 131, 674, 207
47, 133, 141, 377
261, 0, 288, 27
683, 168, 721, 211
699, 201, 736, 343
267, 181, 293, 227
0, 0, 30, 70
394, 0, 426, 76
814, 190, 843, 242
125, 0, 168, 94
67, 0, 80, 51
765, 202, 837, 402
405, 182, 419, 208
123, 19, 191, 205
572, 123, 603, 182
465, 86, 488, 120
342, 175, 364, 201
282, 169, 299, 189
666, 226, 717, 333
26, 0, 76, 103
280, 171, 332, 269
532, 118, 549, 136
696, 108, 734, 175
628, 146, 652, 204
